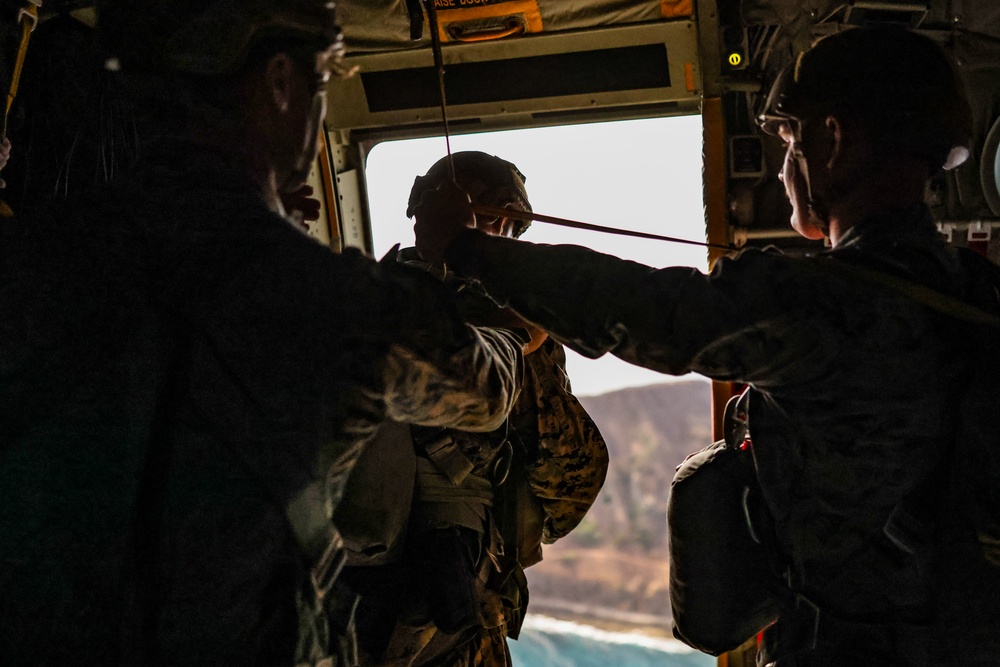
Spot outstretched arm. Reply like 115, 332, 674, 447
414, 185, 837, 385
381, 323, 523, 433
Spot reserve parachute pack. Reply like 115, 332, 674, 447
667, 389, 782, 655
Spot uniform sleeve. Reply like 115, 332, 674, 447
514, 339, 609, 543
381, 324, 523, 432
444, 230, 841, 387
354, 249, 524, 433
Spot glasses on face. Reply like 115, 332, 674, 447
474, 202, 529, 223
759, 115, 810, 164
759, 113, 803, 140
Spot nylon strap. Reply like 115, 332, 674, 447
471, 203, 736, 250
828, 258, 1000, 329
1, 1, 42, 218
3, 1, 41, 137
422, 432, 475, 485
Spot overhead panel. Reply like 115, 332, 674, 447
326, 21, 701, 132
338, 0, 692, 52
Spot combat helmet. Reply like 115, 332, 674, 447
406, 151, 533, 238
96, 0, 345, 77
759, 26, 972, 171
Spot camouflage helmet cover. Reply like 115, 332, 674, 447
406, 151, 533, 238
759, 26, 972, 170
97, 0, 344, 76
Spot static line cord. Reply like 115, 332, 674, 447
424, 0, 455, 181
471, 203, 737, 251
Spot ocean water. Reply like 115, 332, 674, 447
508, 615, 716, 667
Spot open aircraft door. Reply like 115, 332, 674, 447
318, 0, 716, 254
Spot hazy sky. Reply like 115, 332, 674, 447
365, 115, 707, 397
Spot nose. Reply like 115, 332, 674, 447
779, 147, 796, 185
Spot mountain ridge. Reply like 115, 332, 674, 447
526, 378, 713, 620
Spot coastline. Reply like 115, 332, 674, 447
509, 607, 716, 667
527, 597, 675, 641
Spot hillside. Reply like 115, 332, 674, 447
526, 379, 713, 624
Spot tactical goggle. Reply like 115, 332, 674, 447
473, 186, 532, 235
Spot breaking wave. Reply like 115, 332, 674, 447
508, 614, 715, 667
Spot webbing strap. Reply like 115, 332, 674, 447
1, 1, 42, 218
421, 432, 475, 485
826, 256, 1000, 329
414, 458, 492, 506
3, 1, 41, 136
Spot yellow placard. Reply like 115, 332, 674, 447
435, 0, 543, 42
660, 0, 694, 19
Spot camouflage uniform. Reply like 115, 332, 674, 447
0, 144, 522, 666
439, 204, 977, 665
404, 250, 607, 540
347, 250, 608, 666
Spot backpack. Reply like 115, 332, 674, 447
667, 389, 783, 656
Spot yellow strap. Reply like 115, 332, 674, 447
4, 2, 41, 135
2, 2, 41, 218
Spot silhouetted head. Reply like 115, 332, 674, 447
758, 26, 971, 239
96, 0, 352, 196
407, 151, 532, 239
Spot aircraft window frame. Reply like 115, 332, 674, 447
360, 115, 709, 397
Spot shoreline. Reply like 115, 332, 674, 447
527, 598, 675, 641
515, 613, 707, 659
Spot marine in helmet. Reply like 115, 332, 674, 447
338, 151, 608, 666
757, 26, 972, 243
412, 26, 998, 666
407, 151, 534, 239
0, 2, 525, 665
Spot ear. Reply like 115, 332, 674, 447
264, 53, 296, 114
824, 115, 844, 170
